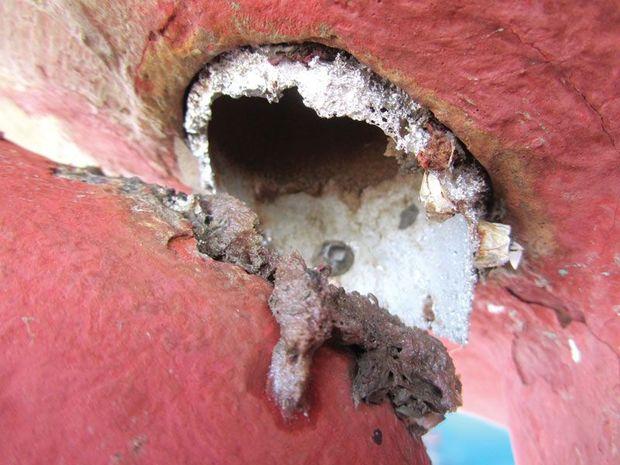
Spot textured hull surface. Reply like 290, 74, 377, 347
0, 1, 618, 464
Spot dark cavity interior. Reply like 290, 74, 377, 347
208, 88, 397, 202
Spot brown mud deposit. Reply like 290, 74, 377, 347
54, 165, 462, 437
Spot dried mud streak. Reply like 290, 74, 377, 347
54, 166, 462, 436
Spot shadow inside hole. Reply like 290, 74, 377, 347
208, 88, 397, 201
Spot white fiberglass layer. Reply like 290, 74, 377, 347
257, 176, 476, 343
185, 45, 430, 189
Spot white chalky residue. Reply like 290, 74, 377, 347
487, 304, 506, 314
185, 46, 430, 189
568, 338, 582, 363
257, 176, 476, 344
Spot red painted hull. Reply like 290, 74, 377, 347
0, 1, 618, 463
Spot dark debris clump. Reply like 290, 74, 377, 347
53, 166, 462, 436
193, 194, 462, 435
194, 193, 277, 279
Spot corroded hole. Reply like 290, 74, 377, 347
184, 43, 517, 344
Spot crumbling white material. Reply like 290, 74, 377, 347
185, 45, 430, 189
420, 171, 457, 218
475, 221, 512, 268
436, 167, 489, 223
